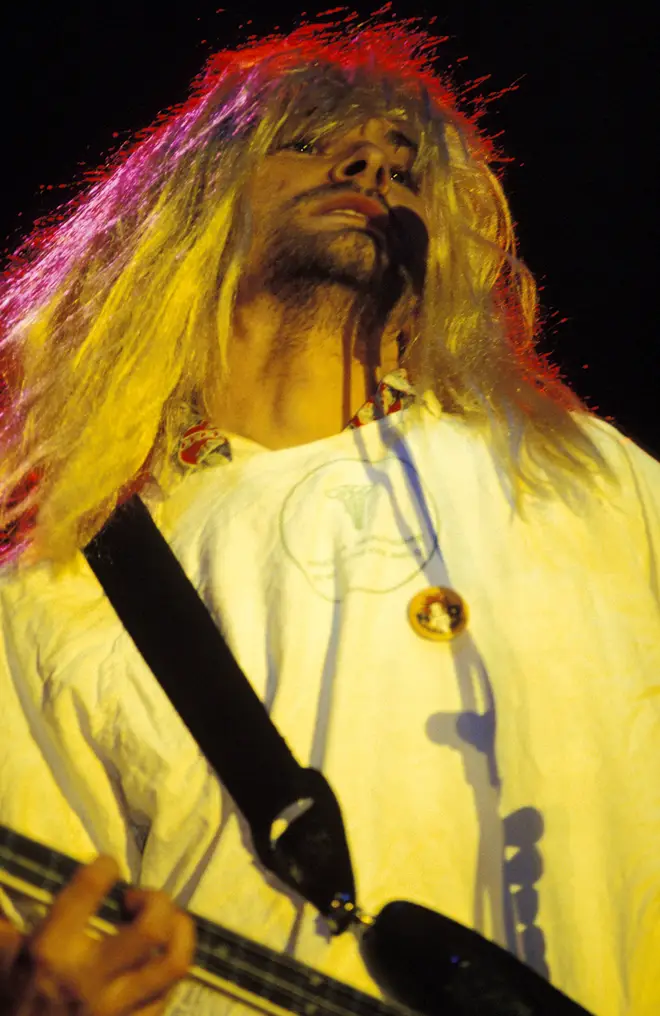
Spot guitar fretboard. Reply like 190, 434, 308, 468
0, 824, 417, 1016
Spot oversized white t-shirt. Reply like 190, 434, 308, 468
0, 373, 659, 1016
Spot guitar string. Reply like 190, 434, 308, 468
190, 927, 412, 1016
0, 834, 413, 1016
0, 876, 402, 1016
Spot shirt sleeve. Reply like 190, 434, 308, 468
586, 416, 660, 607
42, 631, 225, 904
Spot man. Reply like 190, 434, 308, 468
0, 11, 659, 1016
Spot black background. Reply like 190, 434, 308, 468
1, 3, 656, 457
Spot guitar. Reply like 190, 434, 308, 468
0, 822, 594, 1016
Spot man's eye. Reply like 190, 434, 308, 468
282, 137, 321, 154
391, 167, 419, 192
281, 138, 419, 192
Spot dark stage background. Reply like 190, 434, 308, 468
1, 3, 656, 457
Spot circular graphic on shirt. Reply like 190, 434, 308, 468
279, 454, 439, 601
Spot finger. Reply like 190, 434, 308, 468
0, 918, 24, 973
1, 935, 44, 1013
132, 987, 177, 1016
102, 911, 195, 1016
98, 889, 177, 980
37, 855, 121, 948
0, 922, 25, 1007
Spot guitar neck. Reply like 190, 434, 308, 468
0, 824, 414, 1016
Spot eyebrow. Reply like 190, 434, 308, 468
386, 128, 419, 156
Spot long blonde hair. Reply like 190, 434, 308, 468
0, 10, 617, 574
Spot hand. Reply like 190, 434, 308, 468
0, 855, 195, 1015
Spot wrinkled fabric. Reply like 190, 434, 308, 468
1, 370, 659, 1016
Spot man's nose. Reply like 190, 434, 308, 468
332, 144, 392, 198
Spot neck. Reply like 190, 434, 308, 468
204, 285, 401, 450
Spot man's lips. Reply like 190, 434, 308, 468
314, 193, 388, 221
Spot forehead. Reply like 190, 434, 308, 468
277, 110, 423, 160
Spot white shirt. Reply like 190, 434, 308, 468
1, 388, 659, 1016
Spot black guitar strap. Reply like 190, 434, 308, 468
82, 494, 596, 1015
82, 493, 357, 934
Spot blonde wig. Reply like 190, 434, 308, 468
0, 10, 618, 573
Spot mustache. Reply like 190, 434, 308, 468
297, 185, 429, 294
299, 183, 388, 216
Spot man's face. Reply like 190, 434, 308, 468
242, 116, 429, 310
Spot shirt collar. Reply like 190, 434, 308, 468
176, 367, 418, 472
0, 370, 421, 564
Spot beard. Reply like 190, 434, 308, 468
252, 210, 416, 354
233, 201, 427, 388
261, 215, 397, 298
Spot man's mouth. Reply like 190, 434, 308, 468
322, 209, 370, 221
